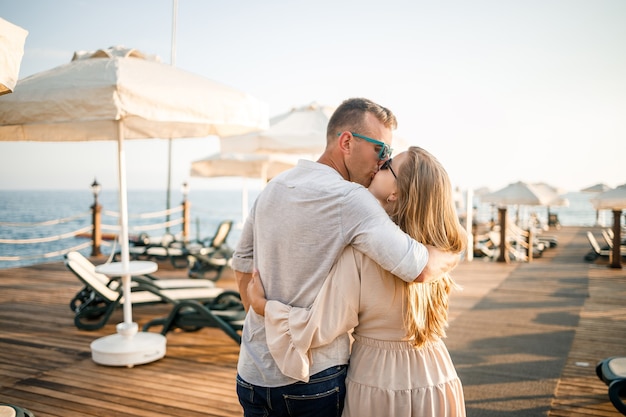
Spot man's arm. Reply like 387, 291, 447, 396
415, 245, 460, 283
235, 269, 253, 312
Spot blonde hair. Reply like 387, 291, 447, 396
389, 146, 467, 347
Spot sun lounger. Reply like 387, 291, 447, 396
187, 220, 234, 281
142, 295, 246, 344
66, 251, 216, 291
586, 231, 626, 260
65, 255, 241, 332
113, 220, 235, 275
122, 232, 191, 269
596, 356, 626, 415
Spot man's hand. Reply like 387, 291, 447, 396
415, 245, 460, 283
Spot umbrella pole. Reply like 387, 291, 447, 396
610, 209, 622, 269
242, 179, 248, 225
90, 122, 166, 367
117, 131, 133, 326
465, 188, 474, 262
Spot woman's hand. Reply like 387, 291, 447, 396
247, 269, 267, 316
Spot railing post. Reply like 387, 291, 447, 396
526, 228, 533, 262
90, 178, 102, 257
497, 207, 509, 263
609, 209, 622, 269
91, 201, 102, 256
182, 199, 190, 243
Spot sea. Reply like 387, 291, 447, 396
0, 188, 610, 270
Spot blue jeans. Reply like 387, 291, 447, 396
236, 365, 347, 417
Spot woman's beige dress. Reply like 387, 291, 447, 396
264, 246, 466, 417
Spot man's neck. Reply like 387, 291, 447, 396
317, 154, 349, 181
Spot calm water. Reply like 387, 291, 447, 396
0, 189, 609, 269
0, 188, 261, 269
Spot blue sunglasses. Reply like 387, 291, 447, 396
337, 132, 393, 160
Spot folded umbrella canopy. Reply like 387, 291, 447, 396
0, 45, 269, 366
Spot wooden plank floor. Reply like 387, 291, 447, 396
1, 226, 625, 416
549, 263, 626, 417
0, 261, 244, 417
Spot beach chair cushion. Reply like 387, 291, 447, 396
66, 251, 215, 290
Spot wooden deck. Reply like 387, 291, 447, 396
0, 261, 243, 417
1, 226, 625, 416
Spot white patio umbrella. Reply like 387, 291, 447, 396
481, 181, 565, 207
591, 183, 626, 269
190, 152, 297, 224
581, 183, 613, 226
481, 181, 568, 262
0, 18, 28, 95
481, 181, 568, 223
0, 46, 269, 366
220, 102, 335, 156
581, 183, 612, 193
191, 152, 297, 181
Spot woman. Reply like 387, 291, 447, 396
249, 146, 467, 416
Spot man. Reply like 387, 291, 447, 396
233, 97, 458, 417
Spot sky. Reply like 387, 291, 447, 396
1, 0, 625, 194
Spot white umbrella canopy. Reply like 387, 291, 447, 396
581, 183, 612, 193
219, 102, 335, 156
191, 152, 297, 224
532, 182, 569, 207
0, 18, 28, 96
581, 183, 613, 226
0, 45, 269, 365
481, 181, 567, 207
591, 183, 626, 269
591, 184, 626, 210
0, 46, 268, 140
481, 181, 568, 230
191, 152, 297, 182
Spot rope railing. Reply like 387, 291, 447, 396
100, 217, 184, 234
0, 211, 91, 227
0, 201, 190, 266
102, 206, 182, 219
0, 225, 92, 244
0, 241, 92, 261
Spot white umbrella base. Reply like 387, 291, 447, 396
91, 329, 166, 367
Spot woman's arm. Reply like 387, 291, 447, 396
248, 247, 361, 382
416, 245, 460, 283
247, 271, 266, 315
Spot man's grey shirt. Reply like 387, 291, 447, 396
233, 159, 428, 387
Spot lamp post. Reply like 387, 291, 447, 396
90, 178, 102, 256
181, 181, 190, 243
